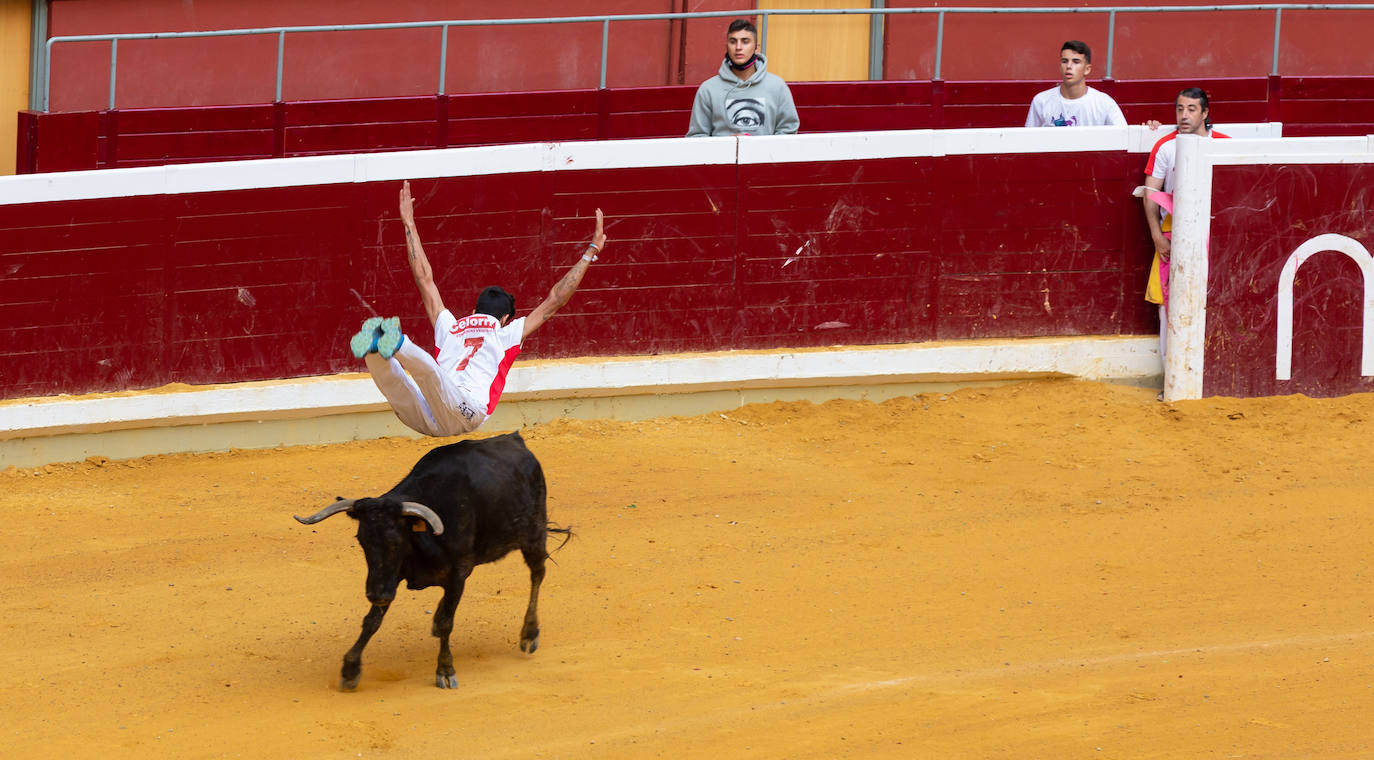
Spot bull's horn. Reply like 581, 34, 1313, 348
400, 502, 444, 535
294, 498, 357, 525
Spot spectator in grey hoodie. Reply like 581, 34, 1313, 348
687, 19, 800, 137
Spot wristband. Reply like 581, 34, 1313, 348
582, 243, 599, 262
582, 253, 597, 262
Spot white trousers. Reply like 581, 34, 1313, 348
365, 339, 487, 437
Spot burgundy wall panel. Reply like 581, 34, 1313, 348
1205, 163, 1374, 398
444, 91, 601, 123
285, 122, 439, 156
447, 115, 599, 146
533, 163, 739, 359
931, 152, 1140, 339
44, 0, 741, 111
1272, 77, 1374, 136
43, 1, 1374, 112
799, 105, 933, 132
20, 111, 101, 173
164, 186, 364, 384
21, 75, 1374, 174
88, 104, 278, 167
284, 97, 437, 124
736, 158, 934, 348
0, 196, 170, 397
116, 130, 277, 165
1105, 77, 1274, 125
601, 85, 699, 139
881, 1, 1374, 82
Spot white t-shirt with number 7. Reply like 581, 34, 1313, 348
434, 309, 526, 415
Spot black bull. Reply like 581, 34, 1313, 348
295, 432, 571, 690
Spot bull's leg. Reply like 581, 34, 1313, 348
518, 546, 547, 653
340, 603, 390, 691
431, 573, 467, 689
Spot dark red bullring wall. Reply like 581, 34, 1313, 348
0, 149, 1155, 400
1204, 163, 1374, 398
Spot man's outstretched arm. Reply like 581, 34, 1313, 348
523, 208, 607, 339
399, 180, 447, 327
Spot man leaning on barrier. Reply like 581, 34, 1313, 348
1139, 87, 1229, 382
687, 18, 800, 137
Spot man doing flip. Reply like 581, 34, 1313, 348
351, 181, 607, 437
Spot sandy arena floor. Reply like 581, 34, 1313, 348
2, 379, 1371, 759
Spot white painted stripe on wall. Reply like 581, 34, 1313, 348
355, 144, 547, 182
1209, 152, 1374, 166
0, 337, 1160, 441
0, 123, 1285, 207
1203, 134, 1367, 161
1, 164, 169, 204
738, 130, 939, 164
553, 137, 738, 170
939, 125, 1126, 155
166, 153, 358, 194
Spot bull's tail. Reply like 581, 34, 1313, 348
547, 522, 574, 553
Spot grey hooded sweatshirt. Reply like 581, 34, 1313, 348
686, 53, 800, 137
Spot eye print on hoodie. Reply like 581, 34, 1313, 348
727, 97, 766, 131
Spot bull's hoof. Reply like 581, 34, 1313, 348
341, 659, 362, 691
520, 634, 540, 654
435, 672, 458, 689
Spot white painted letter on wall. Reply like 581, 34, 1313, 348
1275, 233, 1374, 380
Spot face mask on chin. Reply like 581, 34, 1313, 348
727, 53, 758, 71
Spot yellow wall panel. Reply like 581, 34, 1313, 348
0, 0, 32, 175
759, 0, 870, 82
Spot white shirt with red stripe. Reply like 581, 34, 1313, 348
434, 310, 525, 415
1146, 128, 1231, 197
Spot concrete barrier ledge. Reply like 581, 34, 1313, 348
0, 336, 1159, 467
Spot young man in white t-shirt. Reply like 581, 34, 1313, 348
1025, 40, 1126, 128
350, 180, 607, 437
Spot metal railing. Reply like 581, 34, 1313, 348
40, 4, 1374, 112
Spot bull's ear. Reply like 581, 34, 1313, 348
400, 502, 444, 535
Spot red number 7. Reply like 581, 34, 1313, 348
456, 337, 484, 370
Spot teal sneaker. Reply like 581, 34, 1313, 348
377, 317, 404, 359
349, 317, 384, 359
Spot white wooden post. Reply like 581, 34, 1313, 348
1164, 133, 1212, 401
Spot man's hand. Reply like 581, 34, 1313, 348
1153, 233, 1172, 261
591, 208, 607, 252
522, 208, 608, 340
1143, 119, 1163, 130
399, 180, 416, 228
